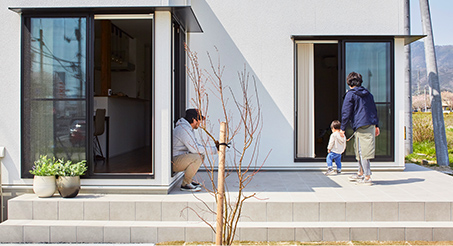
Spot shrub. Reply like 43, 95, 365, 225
412, 113, 434, 142
54, 159, 87, 176
29, 155, 57, 176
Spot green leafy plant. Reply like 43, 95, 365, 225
29, 155, 57, 176
55, 159, 87, 176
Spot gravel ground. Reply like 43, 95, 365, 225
417, 163, 453, 175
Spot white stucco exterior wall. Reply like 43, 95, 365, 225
8, 0, 190, 8
0, 0, 408, 190
0, 1, 22, 186
153, 11, 174, 186
394, 38, 407, 169
0, 1, 186, 188
188, 0, 407, 169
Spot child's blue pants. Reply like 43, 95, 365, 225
326, 152, 342, 170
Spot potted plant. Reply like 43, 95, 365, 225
30, 155, 57, 198
55, 159, 87, 198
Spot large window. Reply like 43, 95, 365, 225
295, 38, 393, 162
22, 16, 88, 177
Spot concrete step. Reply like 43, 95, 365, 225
1, 220, 453, 243
7, 194, 453, 222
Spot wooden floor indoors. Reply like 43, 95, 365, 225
93, 147, 152, 174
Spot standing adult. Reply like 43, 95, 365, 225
341, 72, 380, 185
173, 108, 218, 191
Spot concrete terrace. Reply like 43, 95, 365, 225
1, 163, 453, 243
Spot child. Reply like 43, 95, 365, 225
325, 120, 346, 175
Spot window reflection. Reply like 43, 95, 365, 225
29, 18, 86, 99
345, 42, 392, 158
23, 17, 87, 177
345, 42, 390, 103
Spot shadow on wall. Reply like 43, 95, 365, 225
189, 0, 295, 167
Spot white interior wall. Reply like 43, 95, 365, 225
111, 39, 138, 98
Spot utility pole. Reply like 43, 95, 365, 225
417, 70, 420, 96
424, 85, 427, 112
419, 0, 449, 166
404, 0, 413, 154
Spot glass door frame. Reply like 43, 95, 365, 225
294, 36, 395, 162
21, 12, 160, 179
340, 38, 395, 162
89, 14, 155, 178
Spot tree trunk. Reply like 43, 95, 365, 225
404, 0, 413, 155
419, 0, 449, 166
216, 122, 227, 245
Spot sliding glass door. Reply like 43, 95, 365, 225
22, 16, 88, 177
343, 41, 393, 160
295, 38, 394, 162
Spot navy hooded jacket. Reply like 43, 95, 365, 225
341, 86, 379, 131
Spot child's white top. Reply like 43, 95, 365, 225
327, 131, 346, 154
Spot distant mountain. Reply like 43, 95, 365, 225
411, 41, 453, 94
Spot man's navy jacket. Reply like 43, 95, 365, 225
341, 86, 379, 131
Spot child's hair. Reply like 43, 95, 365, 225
331, 120, 341, 130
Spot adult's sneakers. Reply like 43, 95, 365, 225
356, 178, 373, 186
348, 174, 363, 182
325, 168, 335, 176
181, 183, 202, 192
191, 181, 202, 188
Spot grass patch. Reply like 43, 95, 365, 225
408, 112, 453, 167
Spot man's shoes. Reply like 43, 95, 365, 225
348, 174, 363, 181
356, 178, 373, 186
180, 183, 202, 192
325, 168, 335, 176
191, 181, 202, 188
336, 169, 341, 174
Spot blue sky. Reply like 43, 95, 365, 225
411, 0, 453, 45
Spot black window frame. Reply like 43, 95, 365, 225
20, 11, 162, 179
170, 17, 187, 177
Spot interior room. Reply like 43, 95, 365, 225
92, 18, 153, 174
314, 44, 338, 158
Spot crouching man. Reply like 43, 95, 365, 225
172, 108, 218, 192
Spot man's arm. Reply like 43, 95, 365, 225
178, 127, 217, 155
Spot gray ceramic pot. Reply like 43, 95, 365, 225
56, 176, 80, 198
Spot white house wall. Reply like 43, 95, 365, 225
0, 1, 183, 188
0, 0, 409, 189
188, 0, 407, 169
0, 1, 23, 186
7, 0, 191, 8
395, 38, 407, 169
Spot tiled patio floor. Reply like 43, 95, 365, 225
170, 163, 453, 202
3, 163, 453, 243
